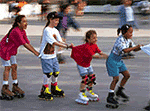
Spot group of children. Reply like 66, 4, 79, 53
0, 3, 148, 110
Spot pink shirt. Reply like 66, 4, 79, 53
0, 27, 30, 60
71, 43, 101, 67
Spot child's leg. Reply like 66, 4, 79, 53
120, 70, 130, 87
115, 70, 130, 101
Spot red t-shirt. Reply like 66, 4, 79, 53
0, 27, 30, 60
71, 43, 101, 67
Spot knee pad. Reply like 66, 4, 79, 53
81, 75, 88, 85
45, 72, 53, 78
52, 71, 59, 77
88, 74, 96, 85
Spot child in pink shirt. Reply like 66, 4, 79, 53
0, 15, 39, 100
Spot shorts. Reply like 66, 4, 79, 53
41, 57, 59, 74
1, 56, 17, 67
106, 53, 127, 77
77, 64, 93, 77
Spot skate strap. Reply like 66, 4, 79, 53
56, 86, 61, 91
45, 88, 51, 94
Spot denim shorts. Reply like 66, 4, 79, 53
41, 57, 60, 74
106, 53, 127, 77
77, 64, 94, 77
1, 56, 17, 67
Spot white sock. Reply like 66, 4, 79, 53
12, 80, 18, 84
43, 74, 50, 85
3, 81, 8, 85
51, 75, 58, 84
109, 89, 114, 93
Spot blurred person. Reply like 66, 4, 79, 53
137, 0, 149, 24
71, 0, 87, 16
40, 0, 50, 21
106, 24, 143, 109
56, 3, 80, 64
70, 30, 108, 105
0, 15, 39, 100
18, 0, 28, 9
38, 11, 72, 100
119, 0, 139, 59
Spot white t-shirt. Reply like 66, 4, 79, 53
39, 27, 62, 59
125, 7, 134, 22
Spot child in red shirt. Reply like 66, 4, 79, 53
71, 30, 108, 105
0, 15, 39, 100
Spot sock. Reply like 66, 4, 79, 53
12, 80, 18, 84
3, 81, 8, 85
109, 89, 114, 93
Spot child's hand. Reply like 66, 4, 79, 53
69, 43, 74, 49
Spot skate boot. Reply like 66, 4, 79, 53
106, 92, 119, 109
85, 90, 99, 102
38, 85, 53, 101
116, 86, 129, 103
51, 82, 65, 97
0, 85, 14, 100
12, 83, 25, 98
75, 92, 89, 105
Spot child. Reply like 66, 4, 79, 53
56, 3, 80, 64
70, 30, 108, 105
106, 24, 142, 108
38, 11, 72, 100
119, 0, 139, 59
0, 15, 39, 100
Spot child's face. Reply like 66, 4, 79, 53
18, 17, 27, 30
87, 34, 97, 44
123, 0, 128, 6
128, 0, 132, 6
124, 27, 133, 39
64, 6, 71, 14
50, 18, 60, 27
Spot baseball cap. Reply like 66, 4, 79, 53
47, 11, 62, 20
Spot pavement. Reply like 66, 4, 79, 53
0, 14, 150, 111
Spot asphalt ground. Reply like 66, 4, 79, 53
0, 14, 150, 111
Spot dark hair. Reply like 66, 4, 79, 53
85, 30, 97, 42
59, 3, 70, 12
6, 15, 25, 43
117, 24, 132, 36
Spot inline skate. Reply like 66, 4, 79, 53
38, 85, 53, 101
0, 85, 14, 100
75, 92, 89, 105
85, 90, 99, 102
115, 86, 129, 103
12, 83, 25, 98
51, 82, 65, 97
106, 92, 119, 109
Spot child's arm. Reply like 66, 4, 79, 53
53, 42, 73, 49
24, 43, 39, 56
93, 51, 108, 59
123, 44, 143, 53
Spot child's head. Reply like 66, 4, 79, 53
117, 24, 133, 39
13, 15, 27, 30
60, 3, 71, 14
123, 0, 132, 6
85, 30, 97, 44
45, 11, 62, 27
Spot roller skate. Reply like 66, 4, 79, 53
12, 83, 25, 98
75, 92, 89, 105
38, 85, 53, 101
51, 82, 65, 97
144, 101, 150, 111
115, 87, 129, 103
106, 92, 119, 109
0, 85, 14, 100
85, 90, 99, 102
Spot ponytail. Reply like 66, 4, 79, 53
6, 15, 25, 43
117, 24, 132, 36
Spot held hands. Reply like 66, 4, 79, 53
135, 44, 144, 50
66, 43, 74, 49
